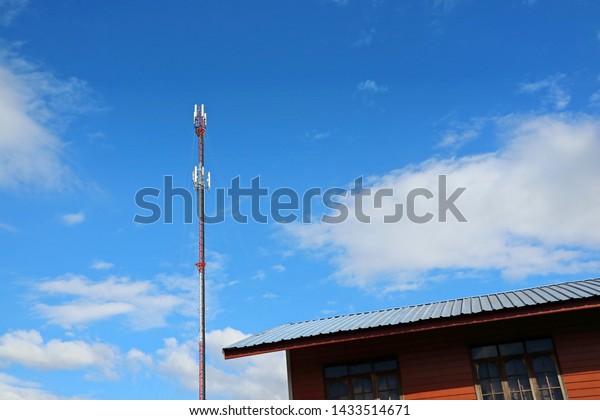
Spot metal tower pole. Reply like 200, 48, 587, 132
193, 104, 208, 400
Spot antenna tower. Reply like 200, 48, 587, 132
193, 103, 209, 400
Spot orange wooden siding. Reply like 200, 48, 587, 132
288, 307, 600, 400
554, 327, 600, 399
289, 329, 477, 400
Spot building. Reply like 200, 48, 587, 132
223, 278, 600, 400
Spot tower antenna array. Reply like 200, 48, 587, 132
193, 103, 209, 400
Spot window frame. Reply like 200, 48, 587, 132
471, 338, 568, 400
323, 356, 402, 400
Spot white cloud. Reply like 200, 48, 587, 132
157, 252, 239, 322
354, 29, 375, 47
262, 292, 278, 299
156, 337, 198, 391
330, 0, 349, 6
438, 118, 485, 149
36, 302, 135, 325
34, 252, 237, 333
252, 270, 266, 281
61, 212, 85, 225
34, 274, 185, 330
38, 275, 151, 300
357, 79, 388, 93
272, 264, 286, 273
520, 74, 570, 110
429, 0, 471, 33
126, 348, 153, 373
0, 43, 94, 191
0, 222, 16, 232
0, 0, 28, 26
439, 129, 479, 148
206, 328, 287, 399
0, 372, 59, 400
304, 130, 331, 141
91, 259, 114, 270
286, 113, 600, 291
78, 327, 287, 399
0, 330, 117, 378
313, 132, 330, 140
432, 0, 469, 13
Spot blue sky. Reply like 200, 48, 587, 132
1, 0, 600, 399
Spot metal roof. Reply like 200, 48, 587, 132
225, 278, 600, 352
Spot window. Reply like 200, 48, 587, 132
471, 338, 566, 400
324, 358, 400, 400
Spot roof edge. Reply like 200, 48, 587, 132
230, 277, 600, 337
223, 296, 600, 359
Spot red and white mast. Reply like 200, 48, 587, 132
193, 103, 209, 400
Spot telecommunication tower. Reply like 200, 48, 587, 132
193, 103, 209, 400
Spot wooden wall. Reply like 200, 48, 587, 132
554, 324, 600, 399
289, 328, 477, 400
288, 307, 600, 400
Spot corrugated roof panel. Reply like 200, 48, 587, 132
565, 283, 596, 298
420, 302, 439, 320
398, 306, 417, 324
571, 282, 595, 296
552, 284, 587, 299
273, 325, 303, 342
582, 279, 600, 293
488, 294, 504, 310
362, 311, 387, 328
496, 293, 514, 308
374, 309, 399, 327
461, 298, 471, 315
441, 300, 455, 317
429, 302, 445, 319
505, 292, 526, 307
327, 314, 357, 332
451, 299, 464, 316
363, 311, 388, 328
527, 288, 558, 303
520, 289, 546, 304
236, 323, 291, 348
545, 285, 575, 300
515, 290, 537, 306
408, 304, 430, 322
375, 309, 401, 326
224, 278, 600, 351
398, 305, 421, 323
286, 321, 321, 339
311, 319, 340, 336
471, 297, 482, 313
386, 306, 411, 325
322, 316, 355, 334
430, 301, 446, 319
479, 295, 492, 311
